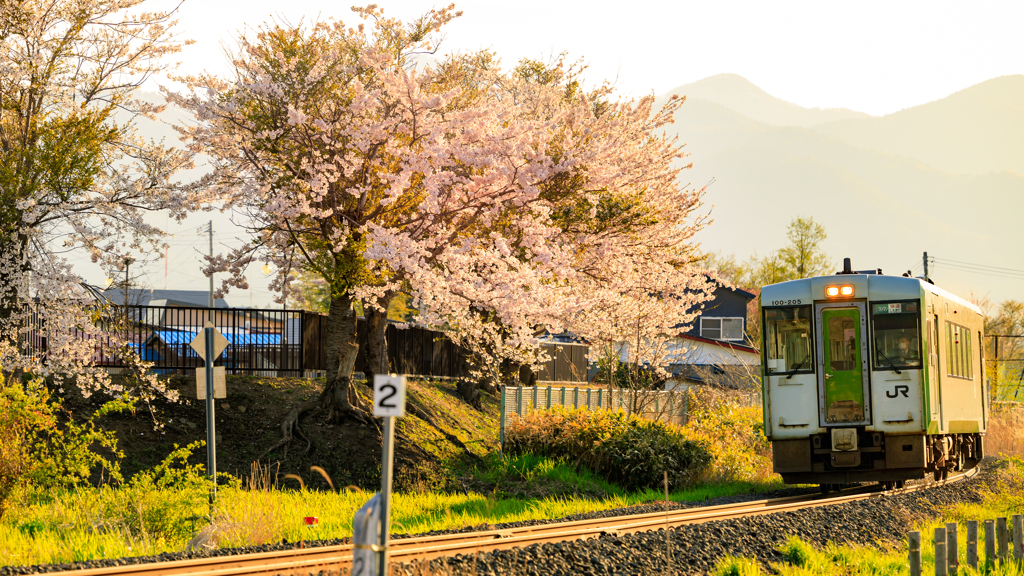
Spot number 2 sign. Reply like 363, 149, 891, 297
373, 374, 406, 418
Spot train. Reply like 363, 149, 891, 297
760, 259, 987, 492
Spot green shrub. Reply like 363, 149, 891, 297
0, 373, 129, 518
504, 407, 712, 491
104, 441, 218, 543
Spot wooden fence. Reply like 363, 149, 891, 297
908, 515, 1023, 575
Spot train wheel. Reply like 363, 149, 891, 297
819, 483, 830, 495
933, 469, 943, 481
895, 480, 905, 489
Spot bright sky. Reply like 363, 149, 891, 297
156, 0, 1024, 116
114, 0, 1023, 308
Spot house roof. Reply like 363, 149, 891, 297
100, 288, 230, 308
709, 278, 756, 301
147, 330, 281, 358
676, 333, 759, 354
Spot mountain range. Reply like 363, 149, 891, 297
658, 74, 1023, 303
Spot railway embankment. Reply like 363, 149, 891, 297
0, 461, 1004, 576
400, 459, 1001, 576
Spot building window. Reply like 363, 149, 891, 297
701, 317, 744, 341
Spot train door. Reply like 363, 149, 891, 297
815, 302, 871, 427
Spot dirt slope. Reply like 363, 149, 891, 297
60, 375, 500, 492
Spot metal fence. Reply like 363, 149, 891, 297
499, 385, 692, 446
498, 385, 762, 446
25, 304, 591, 380
90, 306, 306, 376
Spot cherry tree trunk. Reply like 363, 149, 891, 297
319, 292, 368, 423
362, 293, 394, 385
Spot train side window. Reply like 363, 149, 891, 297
945, 322, 952, 376
763, 306, 813, 373
952, 324, 959, 377
927, 319, 934, 354
871, 301, 922, 370
966, 330, 972, 379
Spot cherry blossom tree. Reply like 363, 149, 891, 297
171, 5, 716, 441
0, 0, 192, 402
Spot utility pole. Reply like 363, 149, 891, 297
207, 218, 214, 319
124, 256, 133, 347
923, 251, 929, 280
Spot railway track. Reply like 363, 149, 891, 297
42, 469, 978, 576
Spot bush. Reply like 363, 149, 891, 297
504, 408, 712, 491
0, 377, 51, 518
680, 390, 772, 484
105, 442, 217, 543
0, 373, 128, 518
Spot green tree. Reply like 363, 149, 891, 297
778, 216, 832, 279
0, 0, 191, 395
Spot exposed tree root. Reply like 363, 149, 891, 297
258, 399, 319, 461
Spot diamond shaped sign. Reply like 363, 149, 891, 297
190, 321, 229, 361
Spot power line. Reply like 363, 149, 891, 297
932, 257, 1024, 275
933, 263, 1024, 281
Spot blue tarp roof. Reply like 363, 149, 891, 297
128, 342, 162, 362
147, 330, 281, 357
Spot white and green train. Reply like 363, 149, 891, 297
761, 259, 987, 491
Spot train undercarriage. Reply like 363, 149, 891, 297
773, 430, 984, 489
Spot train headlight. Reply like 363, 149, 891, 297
826, 285, 854, 297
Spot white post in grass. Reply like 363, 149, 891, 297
1014, 515, 1023, 565
998, 517, 1009, 563
966, 520, 978, 570
986, 520, 996, 568
934, 527, 947, 576
946, 522, 958, 574
909, 531, 921, 576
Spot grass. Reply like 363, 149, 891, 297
0, 384, 787, 568
712, 457, 1024, 576
0, 453, 785, 568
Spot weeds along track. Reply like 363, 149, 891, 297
39, 469, 978, 576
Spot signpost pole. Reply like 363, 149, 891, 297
378, 415, 395, 575
372, 374, 405, 576
205, 325, 217, 503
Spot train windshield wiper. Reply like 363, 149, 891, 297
876, 348, 902, 374
785, 354, 811, 379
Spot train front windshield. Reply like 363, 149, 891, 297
871, 301, 922, 370
764, 306, 813, 373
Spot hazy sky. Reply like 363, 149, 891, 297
156, 0, 1024, 116
112, 0, 1023, 308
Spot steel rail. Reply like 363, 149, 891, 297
40, 468, 977, 576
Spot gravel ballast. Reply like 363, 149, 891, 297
406, 464, 997, 576
0, 461, 999, 576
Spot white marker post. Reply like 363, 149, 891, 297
373, 374, 406, 576
189, 321, 228, 503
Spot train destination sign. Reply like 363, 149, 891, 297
873, 302, 917, 315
